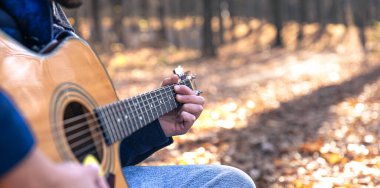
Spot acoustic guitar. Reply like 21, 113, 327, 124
0, 32, 196, 188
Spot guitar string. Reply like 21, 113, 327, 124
51, 86, 176, 140
65, 88, 173, 135
40, 81, 192, 156
73, 90, 178, 159
49, 88, 177, 159
65, 88, 178, 145
45, 82, 183, 137
48, 86, 180, 151
59, 88, 180, 158
55, 80, 190, 127
58, 82, 181, 126
74, 102, 177, 158
49, 80, 191, 138
41, 85, 178, 147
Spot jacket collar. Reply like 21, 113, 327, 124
0, 0, 52, 50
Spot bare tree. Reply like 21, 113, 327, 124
91, 0, 102, 44
297, 0, 307, 48
202, 0, 216, 57
271, 0, 283, 47
314, 0, 326, 41
111, 0, 125, 44
217, 0, 226, 45
354, 0, 368, 50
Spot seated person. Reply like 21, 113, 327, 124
0, 0, 255, 187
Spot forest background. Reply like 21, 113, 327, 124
64, 0, 380, 187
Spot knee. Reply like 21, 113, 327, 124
211, 165, 256, 188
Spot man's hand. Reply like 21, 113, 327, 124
159, 74, 205, 137
53, 162, 109, 188
1, 149, 109, 188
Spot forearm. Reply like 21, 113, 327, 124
0, 148, 56, 188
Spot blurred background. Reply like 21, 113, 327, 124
64, 0, 380, 187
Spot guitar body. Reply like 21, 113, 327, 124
0, 33, 128, 188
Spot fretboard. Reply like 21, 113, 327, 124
94, 79, 193, 145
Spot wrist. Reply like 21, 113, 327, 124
158, 118, 172, 137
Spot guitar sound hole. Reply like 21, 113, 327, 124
63, 102, 103, 162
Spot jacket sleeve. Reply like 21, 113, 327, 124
119, 120, 173, 166
0, 92, 35, 177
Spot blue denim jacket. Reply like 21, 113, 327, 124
0, 92, 35, 177
0, 0, 172, 169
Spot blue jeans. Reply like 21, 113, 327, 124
123, 165, 256, 188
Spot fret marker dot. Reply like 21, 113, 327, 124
117, 118, 121, 122
124, 115, 128, 119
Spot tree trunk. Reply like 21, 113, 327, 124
91, 0, 102, 44
158, 3, 167, 41
111, 0, 124, 44
202, 0, 216, 57
218, 0, 225, 45
344, 0, 354, 26
316, 0, 326, 31
271, 0, 283, 47
297, 0, 307, 48
354, 0, 368, 50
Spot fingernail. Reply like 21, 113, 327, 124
174, 85, 180, 90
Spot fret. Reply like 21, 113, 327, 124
135, 96, 147, 126
115, 103, 126, 140
147, 93, 160, 121
139, 94, 149, 123
168, 86, 176, 109
148, 91, 159, 120
153, 90, 164, 117
130, 96, 142, 131
151, 89, 161, 116
95, 107, 112, 144
108, 104, 121, 141
128, 97, 140, 131
124, 98, 135, 133
165, 86, 176, 109
126, 98, 138, 134
143, 94, 152, 123
120, 100, 133, 136
102, 106, 116, 143
115, 101, 128, 139
166, 88, 174, 109
162, 87, 172, 113
96, 78, 195, 145
160, 87, 170, 113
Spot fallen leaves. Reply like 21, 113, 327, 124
322, 153, 346, 165
107, 35, 380, 187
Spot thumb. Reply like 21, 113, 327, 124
85, 164, 101, 177
86, 165, 110, 188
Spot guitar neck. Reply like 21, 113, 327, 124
94, 79, 192, 145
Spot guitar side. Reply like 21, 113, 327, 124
0, 33, 128, 188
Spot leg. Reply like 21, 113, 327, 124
123, 165, 255, 188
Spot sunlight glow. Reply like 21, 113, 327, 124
354, 103, 365, 115
246, 100, 256, 109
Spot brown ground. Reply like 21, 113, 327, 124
104, 24, 380, 187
